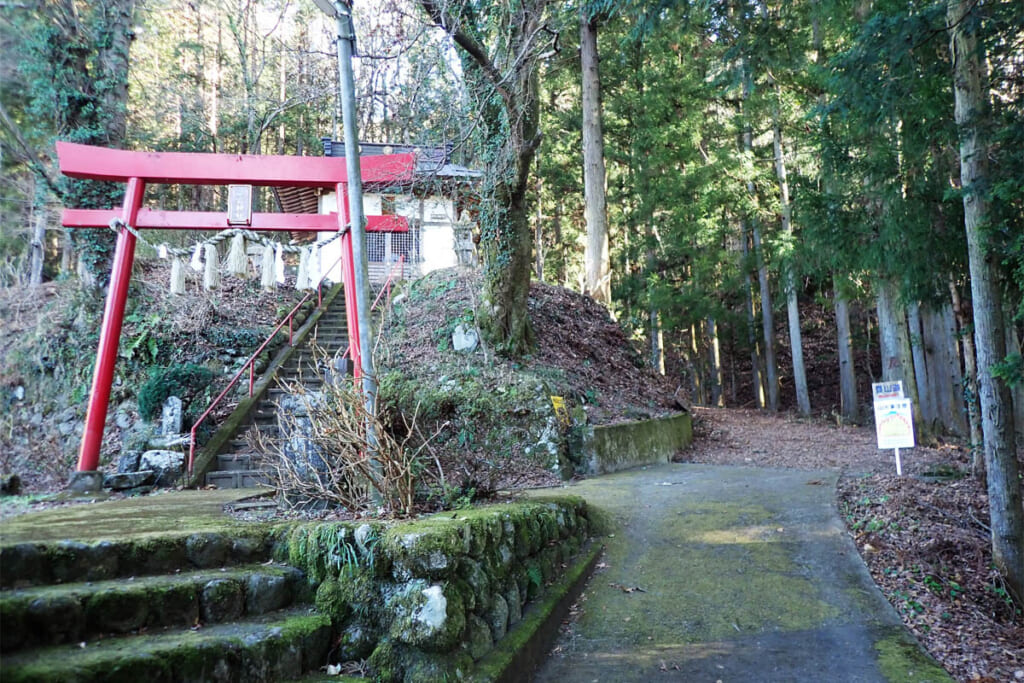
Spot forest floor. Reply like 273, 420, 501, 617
678, 406, 1024, 683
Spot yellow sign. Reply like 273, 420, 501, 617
550, 395, 570, 427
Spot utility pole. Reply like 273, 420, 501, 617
314, 0, 379, 486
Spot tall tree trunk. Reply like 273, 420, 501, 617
99, 0, 136, 143
1008, 320, 1024, 450
708, 316, 724, 407
835, 284, 858, 422
876, 280, 903, 384
29, 177, 47, 287
689, 323, 705, 405
877, 279, 928, 437
650, 306, 665, 375
646, 223, 664, 375
923, 304, 967, 436
907, 301, 935, 427
552, 198, 565, 286
30, 208, 46, 287
420, 0, 545, 356
743, 67, 778, 410
773, 122, 810, 415
742, 222, 765, 408
948, 0, 1024, 601
752, 224, 779, 411
580, 11, 610, 304
949, 278, 984, 468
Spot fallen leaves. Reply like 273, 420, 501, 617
608, 582, 647, 593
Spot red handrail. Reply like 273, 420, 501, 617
340, 255, 407, 363
187, 254, 342, 474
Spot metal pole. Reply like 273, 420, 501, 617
333, 0, 380, 482
76, 177, 145, 479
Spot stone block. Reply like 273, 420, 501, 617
140, 450, 185, 486
486, 593, 509, 641
201, 578, 244, 622
160, 395, 183, 435
186, 532, 229, 568
245, 572, 292, 615
452, 323, 479, 352
67, 470, 103, 493
117, 450, 142, 473
104, 470, 155, 491
465, 613, 493, 660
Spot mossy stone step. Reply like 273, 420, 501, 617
1, 564, 306, 652
0, 606, 331, 683
206, 469, 273, 489
0, 531, 272, 589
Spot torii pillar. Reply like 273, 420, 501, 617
56, 142, 414, 491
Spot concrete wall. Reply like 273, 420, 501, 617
574, 412, 692, 476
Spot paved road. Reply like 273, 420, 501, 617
533, 464, 951, 683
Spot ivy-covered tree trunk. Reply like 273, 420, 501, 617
947, 0, 1024, 602
27, 0, 139, 283
419, 0, 549, 356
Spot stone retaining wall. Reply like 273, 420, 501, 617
573, 411, 692, 475
272, 496, 591, 682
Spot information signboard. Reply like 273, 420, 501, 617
872, 381, 904, 402
873, 399, 916, 449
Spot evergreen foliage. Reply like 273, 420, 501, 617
137, 364, 215, 423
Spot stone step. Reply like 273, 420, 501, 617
216, 453, 255, 471
0, 564, 307, 653
206, 469, 273, 489
0, 532, 273, 590
0, 606, 331, 683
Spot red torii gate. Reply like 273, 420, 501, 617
57, 141, 415, 477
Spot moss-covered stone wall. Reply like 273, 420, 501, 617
574, 412, 692, 476
271, 497, 591, 682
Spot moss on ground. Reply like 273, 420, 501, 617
588, 500, 840, 643
874, 633, 953, 682
0, 489, 260, 545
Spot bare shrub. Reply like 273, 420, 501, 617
251, 347, 443, 516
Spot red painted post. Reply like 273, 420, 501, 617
337, 182, 362, 379
76, 177, 145, 472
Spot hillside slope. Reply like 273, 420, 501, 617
377, 268, 682, 495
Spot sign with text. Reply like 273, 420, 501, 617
872, 381, 905, 402
873, 399, 916, 449
227, 184, 253, 225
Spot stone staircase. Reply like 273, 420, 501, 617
204, 298, 351, 490
0, 534, 331, 682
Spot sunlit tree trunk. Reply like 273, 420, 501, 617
773, 121, 810, 415
948, 0, 1023, 601
580, 10, 610, 304
742, 222, 765, 408
835, 285, 858, 422
743, 67, 778, 410
708, 316, 724, 407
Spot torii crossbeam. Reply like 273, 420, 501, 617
56, 142, 415, 479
